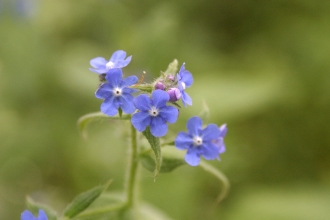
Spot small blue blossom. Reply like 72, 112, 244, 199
95, 68, 138, 116
175, 116, 221, 166
177, 63, 193, 107
21, 209, 48, 220
214, 124, 227, 157
131, 90, 179, 137
89, 50, 132, 74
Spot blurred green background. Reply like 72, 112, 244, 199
1, 0, 330, 219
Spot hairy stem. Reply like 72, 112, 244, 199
125, 123, 139, 208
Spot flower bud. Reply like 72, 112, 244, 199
167, 74, 175, 82
167, 88, 181, 102
154, 81, 166, 90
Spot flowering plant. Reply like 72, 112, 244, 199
21, 50, 229, 220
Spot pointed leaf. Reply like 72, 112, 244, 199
142, 127, 161, 178
140, 147, 186, 173
199, 161, 230, 203
73, 192, 126, 220
63, 180, 112, 218
164, 59, 178, 75
26, 197, 58, 220
77, 112, 130, 138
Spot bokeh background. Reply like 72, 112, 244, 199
1, 0, 330, 219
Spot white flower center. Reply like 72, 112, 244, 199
181, 82, 186, 90
193, 136, 203, 146
148, 106, 159, 117
113, 88, 122, 97
106, 61, 115, 69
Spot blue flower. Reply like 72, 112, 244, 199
95, 68, 138, 116
21, 209, 48, 220
89, 50, 132, 74
175, 116, 221, 166
131, 90, 179, 137
177, 63, 193, 107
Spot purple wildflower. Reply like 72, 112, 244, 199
131, 90, 179, 137
177, 63, 193, 107
95, 68, 138, 116
175, 116, 221, 166
21, 210, 48, 220
89, 50, 132, 74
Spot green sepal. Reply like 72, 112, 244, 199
199, 161, 230, 203
142, 127, 161, 178
140, 146, 186, 173
163, 59, 178, 76
77, 112, 130, 138
63, 180, 112, 219
26, 197, 58, 220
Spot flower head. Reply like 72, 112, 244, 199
175, 116, 222, 166
131, 90, 179, 137
21, 210, 48, 220
177, 63, 193, 107
89, 50, 132, 74
95, 68, 138, 116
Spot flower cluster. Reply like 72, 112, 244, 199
154, 63, 193, 107
90, 50, 227, 165
21, 210, 48, 220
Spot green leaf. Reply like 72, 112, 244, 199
72, 193, 126, 220
63, 180, 112, 219
140, 147, 186, 173
142, 127, 161, 178
77, 112, 130, 138
163, 59, 178, 75
199, 161, 230, 203
26, 197, 58, 220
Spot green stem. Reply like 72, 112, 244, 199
125, 123, 139, 208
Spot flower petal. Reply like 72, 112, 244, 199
119, 94, 136, 114
89, 68, 106, 74
202, 124, 221, 141
105, 68, 123, 86
150, 116, 168, 137
181, 91, 192, 107
175, 132, 192, 150
151, 90, 169, 108
180, 70, 193, 87
159, 106, 178, 124
95, 83, 113, 99
201, 142, 219, 160
38, 210, 48, 220
114, 55, 132, 68
21, 210, 35, 220
100, 96, 119, 116
186, 116, 202, 136
120, 75, 138, 87
110, 50, 127, 62
133, 94, 152, 111
122, 87, 138, 94
131, 111, 151, 132
90, 57, 107, 68
219, 124, 227, 137
185, 147, 201, 166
